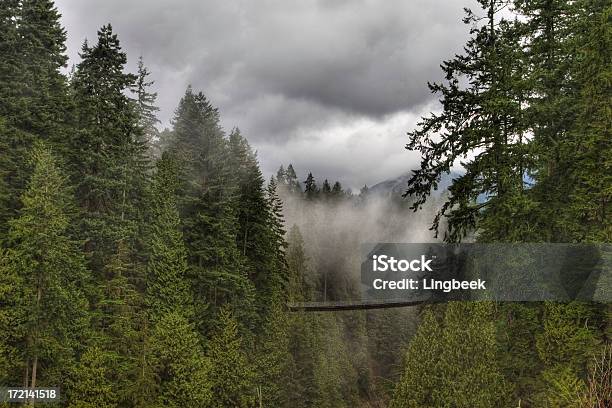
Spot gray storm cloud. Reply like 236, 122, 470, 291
55, 0, 473, 187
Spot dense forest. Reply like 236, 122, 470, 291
0, 0, 610, 407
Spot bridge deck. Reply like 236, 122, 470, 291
287, 299, 427, 312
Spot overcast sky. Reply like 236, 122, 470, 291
55, 0, 473, 190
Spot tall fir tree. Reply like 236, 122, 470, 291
5, 143, 89, 391
392, 303, 508, 407
169, 88, 254, 328
304, 172, 318, 201
145, 311, 212, 408
514, 0, 580, 242
70, 24, 149, 270
207, 308, 255, 408
230, 129, 286, 318
560, 0, 611, 242
0, 0, 70, 236
133, 56, 161, 159
404, 0, 531, 242
285, 163, 301, 193
146, 154, 193, 323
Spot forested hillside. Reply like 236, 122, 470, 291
0, 0, 610, 407
0, 1, 425, 406
391, 0, 611, 407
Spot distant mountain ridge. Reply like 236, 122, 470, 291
369, 171, 462, 197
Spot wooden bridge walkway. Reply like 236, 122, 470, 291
287, 299, 428, 312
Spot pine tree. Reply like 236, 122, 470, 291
146, 311, 212, 408
169, 88, 253, 327
286, 225, 311, 302
534, 301, 601, 406
146, 154, 193, 323
254, 302, 293, 407
285, 164, 301, 193
514, 0, 580, 242
392, 303, 508, 407
304, 172, 318, 201
68, 346, 118, 408
133, 56, 161, 159
0, 0, 70, 236
70, 24, 148, 269
321, 179, 332, 199
391, 310, 442, 408
207, 308, 255, 408
6, 143, 89, 390
139, 158, 212, 407
404, 0, 531, 242
276, 165, 287, 185
265, 177, 288, 300
331, 181, 344, 200
94, 240, 144, 405
18, 0, 71, 142
312, 313, 356, 408
229, 130, 288, 322
561, 0, 611, 242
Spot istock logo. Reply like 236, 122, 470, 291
372, 254, 433, 272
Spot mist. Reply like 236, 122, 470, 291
277, 182, 443, 302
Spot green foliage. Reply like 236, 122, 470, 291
391, 310, 442, 408
169, 88, 254, 325
254, 302, 293, 407
230, 129, 285, 314
304, 172, 319, 200
6, 142, 89, 388
392, 303, 508, 408
207, 308, 255, 408
0, 0, 70, 236
146, 311, 212, 408
146, 155, 193, 323
70, 24, 149, 269
0, 1, 609, 407
405, 0, 531, 242
133, 56, 161, 158
68, 346, 118, 408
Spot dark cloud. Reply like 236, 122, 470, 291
55, 0, 473, 187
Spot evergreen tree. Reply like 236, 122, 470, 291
304, 172, 318, 201
534, 301, 601, 406
265, 177, 289, 301
285, 163, 301, 193
207, 308, 255, 408
146, 154, 193, 323
133, 56, 161, 159
6, 143, 89, 390
312, 313, 357, 408
404, 0, 531, 242
254, 302, 293, 408
286, 225, 311, 302
94, 240, 144, 405
321, 179, 332, 199
276, 165, 287, 185
0, 0, 70, 236
392, 303, 507, 407
331, 181, 344, 200
229, 128, 281, 311
560, 0, 611, 242
68, 346, 118, 408
146, 312, 212, 408
514, 0, 580, 242
391, 310, 442, 408
70, 24, 148, 269
169, 88, 253, 323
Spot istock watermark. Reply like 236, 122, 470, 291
361, 243, 612, 303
